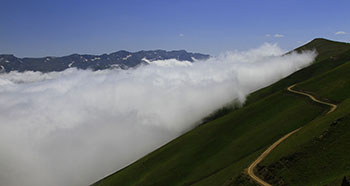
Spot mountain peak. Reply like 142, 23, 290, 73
0, 50, 210, 73
293, 38, 350, 62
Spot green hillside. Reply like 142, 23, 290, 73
93, 38, 350, 186
256, 62, 350, 186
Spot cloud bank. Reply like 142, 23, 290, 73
0, 44, 316, 186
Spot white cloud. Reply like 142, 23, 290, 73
335, 31, 346, 35
265, 34, 285, 38
150, 58, 193, 67
179, 33, 184, 37
274, 34, 284, 38
0, 44, 316, 186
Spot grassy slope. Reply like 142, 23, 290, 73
94, 91, 323, 186
259, 100, 350, 186
93, 39, 350, 186
246, 38, 350, 105
257, 60, 350, 186
295, 62, 350, 103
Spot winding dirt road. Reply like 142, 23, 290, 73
247, 84, 337, 186
287, 84, 337, 114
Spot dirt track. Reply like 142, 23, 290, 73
247, 84, 337, 186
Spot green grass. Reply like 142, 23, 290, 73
255, 57, 350, 186
93, 87, 324, 186
293, 38, 350, 62
259, 100, 350, 186
246, 39, 350, 105
296, 61, 350, 103
93, 38, 350, 186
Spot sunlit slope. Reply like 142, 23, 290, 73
93, 38, 350, 186
256, 61, 350, 186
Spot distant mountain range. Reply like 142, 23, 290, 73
0, 50, 210, 73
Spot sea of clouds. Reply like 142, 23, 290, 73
0, 43, 316, 186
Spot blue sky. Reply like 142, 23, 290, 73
0, 0, 349, 57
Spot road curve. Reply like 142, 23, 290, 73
247, 84, 337, 186
287, 84, 337, 114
